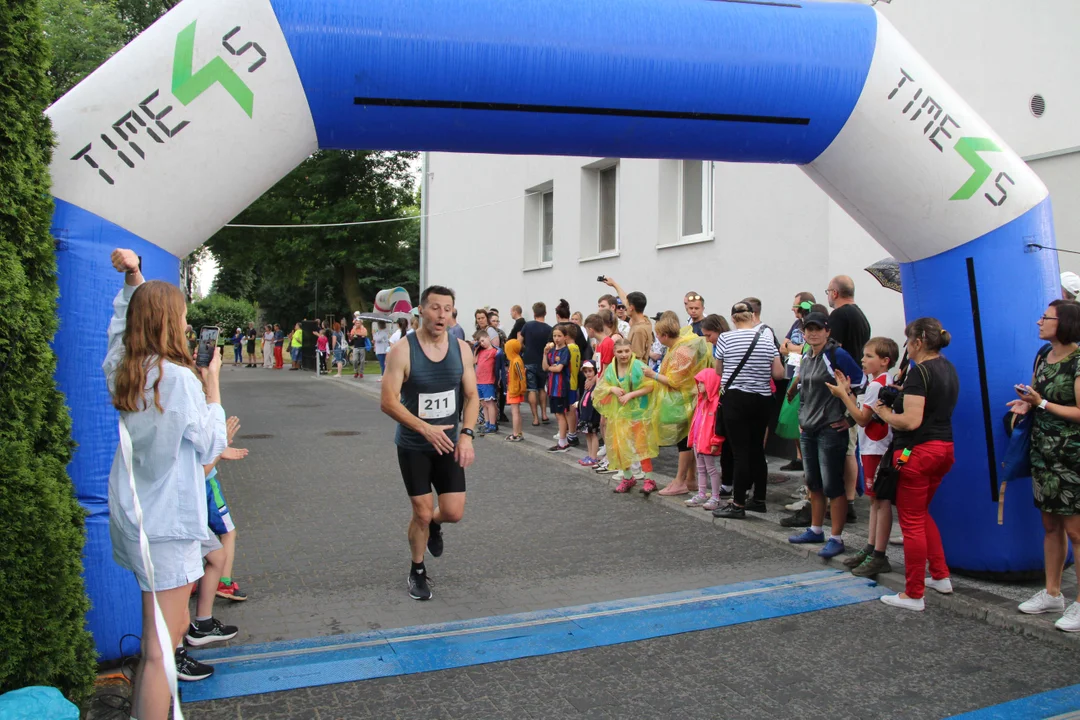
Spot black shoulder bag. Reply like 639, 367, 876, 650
714, 328, 765, 438
874, 363, 930, 502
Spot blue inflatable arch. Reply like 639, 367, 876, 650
47, 0, 1058, 659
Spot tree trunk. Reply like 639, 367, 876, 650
341, 263, 367, 312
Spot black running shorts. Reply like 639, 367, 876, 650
398, 446, 467, 497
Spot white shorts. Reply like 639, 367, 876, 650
111, 526, 220, 592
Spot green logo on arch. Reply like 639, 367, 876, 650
172, 21, 254, 117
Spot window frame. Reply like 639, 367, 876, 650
539, 188, 554, 267
676, 160, 714, 245
596, 163, 620, 255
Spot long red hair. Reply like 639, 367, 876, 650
112, 281, 202, 412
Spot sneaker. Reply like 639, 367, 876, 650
597, 445, 607, 458
842, 548, 870, 569
744, 499, 767, 513
216, 580, 248, 602
925, 576, 953, 595
790, 485, 809, 500
702, 496, 722, 511
175, 648, 214, 681
880, 593, 924, 612
1018, 589, 1066, 615
185, 618, 238, 647
613, 477, 637, 493
818, 538, 846, 558
685, 493, 709, 507
641, 479, 658, 495
785, 498, 809, 512
889, 527, 904, 545
851, 555, 892, 577
484, 423, 499, 434
567, 436, 580, 447
547, 443, 570, 453
780, 505, 813, 528
712, 502, 746, 519
1055, 602, 1080, 632
579, 456, 597, 466
427, 520, 444, 557
788, 528, 825, 544
718, 487, 733, 499
780, 459, 803, 472
408, 570, 433, 601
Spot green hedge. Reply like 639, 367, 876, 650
0, 0, 96, 706
186, 293, 257, 334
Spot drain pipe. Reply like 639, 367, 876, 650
419, 152, 430, 293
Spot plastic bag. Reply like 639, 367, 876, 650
0, 687, 79, 720
776, 392, 801, 440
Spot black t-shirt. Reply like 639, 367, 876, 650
349, 333, 364, 349
508, 317, 526, 341
689, 319, 703, 337
895, 357, 959, 446
828, 303, 871, 360
520, 320, 553, 366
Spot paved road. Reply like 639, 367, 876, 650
183, 368, 1079, 719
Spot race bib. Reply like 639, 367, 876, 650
419, 390, 456, 420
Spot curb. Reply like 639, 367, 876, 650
329, 375, 1079, 648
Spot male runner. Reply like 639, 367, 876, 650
381, 285, 478, 601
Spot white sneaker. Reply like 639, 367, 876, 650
1055, 602, 1080, 632
597, 446, 607, 458
790, 486, 809, 500
1018, 589, 1066, 615
785, 498, 809, 512
889, 527, 904, 546
880, 593, 924, 612
925, 577, 953, 595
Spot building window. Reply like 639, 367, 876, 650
679, 160, 713, 243
540, 189, 554, 264
598, 164, 619, 253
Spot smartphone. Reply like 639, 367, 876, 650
196, 326, 220, 367
597, 275, 606, 282
1015, 384, 1031, 395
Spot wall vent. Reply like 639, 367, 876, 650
1030, 94, 1046, 118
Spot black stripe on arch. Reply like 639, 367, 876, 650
353, 97, 810, 126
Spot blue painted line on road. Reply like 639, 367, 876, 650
950, 684, 1080, 719
182, 570, 883, 703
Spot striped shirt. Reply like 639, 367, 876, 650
713, 328, 778, 396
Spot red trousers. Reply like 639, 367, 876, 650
893, 440, 954, 599
273, 346, 283, 368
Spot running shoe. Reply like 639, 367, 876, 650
408, 570, 433, 601
175, 649, 214, 681
1055, 603, 1080, 632
593, 459, 609, 472
851, 555, 891, 577
579, 456, 597, 466
744, 499, 767, 513
785, 498, 810, 512
484, 423, 499, 434
185, 618, 238, 647
702, 496, 722, 511
718, 486, 733, 499
779, 505, 813, 528
685, 492, 709, 507
427, 520, 444, 557
567, 436, 580, 447
790, 485, 809, 500
818, 538, 846, 558
613, 477, 637, 493
547, 443, 569, 453
597, 445, 607, 458
215, 581, 248, 602
1018, 589, 1066, 615
788, 528, 825, 544
712, 502, 745, 519
641, 479, 658, 495
842, 548, 870, 569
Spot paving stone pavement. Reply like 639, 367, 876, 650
180, 368, 1080, 719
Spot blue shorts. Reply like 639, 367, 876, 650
478, 383, 497, 401
291, 347, 302, 362
525, 364, 546, 392
206, 475, 236, 536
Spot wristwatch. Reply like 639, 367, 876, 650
1039, 399, 1049, 410
460, 428, 475, 438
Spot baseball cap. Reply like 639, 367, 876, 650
1062, 272, 1080, 297
582, 361, 595, 370
651, 312, 665, 321
802, 312, 830, 330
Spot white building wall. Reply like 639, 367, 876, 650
425, 0, 1080, 340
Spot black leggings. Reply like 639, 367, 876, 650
720, 389, 772, 506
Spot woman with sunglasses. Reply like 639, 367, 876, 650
1008, 300, 1080, 630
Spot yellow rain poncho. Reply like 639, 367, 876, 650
655, 327, 712, 447
593, 357, 658, 470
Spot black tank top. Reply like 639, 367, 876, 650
395, 332, 464, 451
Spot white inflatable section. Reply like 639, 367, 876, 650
805, 12, 1047, 263
46, 0, 317, 257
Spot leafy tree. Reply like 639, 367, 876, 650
186, 294, 256, 334
0, 0, 96, 705
207, 150, 420, 327
41, 0, 128, 102
112, 0, 175, 40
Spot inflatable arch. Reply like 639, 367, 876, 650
47, 0, 1058, 659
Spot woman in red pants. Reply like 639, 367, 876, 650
873, 317, 959, 611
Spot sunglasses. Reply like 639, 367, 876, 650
685, 294, 703, 302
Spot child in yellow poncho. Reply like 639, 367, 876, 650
593, 338, 659, 495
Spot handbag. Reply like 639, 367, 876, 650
873, 363, 930, 502
714, 327, 765, 438
1000, 344, 1051, 483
